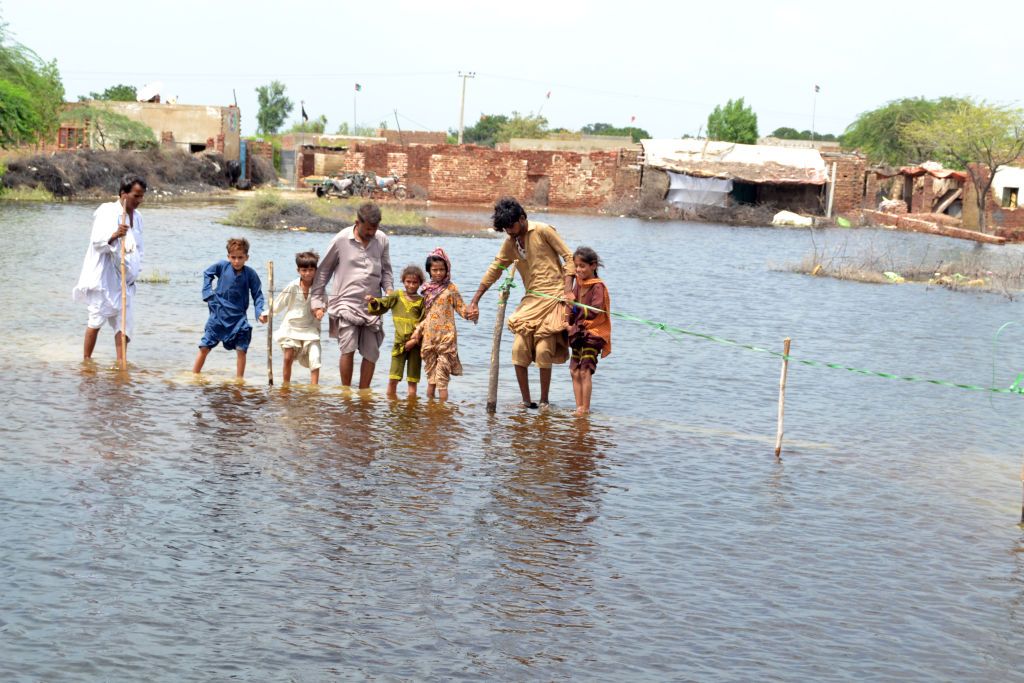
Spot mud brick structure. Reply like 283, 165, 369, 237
300, 143, 642, 209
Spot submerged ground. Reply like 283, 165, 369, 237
2, 202, 1024, 680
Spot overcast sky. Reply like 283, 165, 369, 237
3, 0, 1019, 139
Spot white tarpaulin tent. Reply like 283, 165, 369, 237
642, 138, 829, 185
666, 172, 732, 208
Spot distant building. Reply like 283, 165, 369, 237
57, 100, 241, 161
504, 135, 639, 152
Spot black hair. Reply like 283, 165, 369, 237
295, 250, 319, 269
119, 174, 147, 194
357, 202, 382, 226
401, 264, 426, 284
491, 196, 526, 231
573, 246, 603, 276
424, 255, 449, 276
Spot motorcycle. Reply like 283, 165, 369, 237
369, 172, 408, 200
314, 172, 373, 199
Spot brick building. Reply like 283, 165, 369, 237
297, 142, 642, 209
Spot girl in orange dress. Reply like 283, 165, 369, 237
409, 248, 472, 401
567, 247, 611, 415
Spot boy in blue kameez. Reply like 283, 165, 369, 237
192, 237, 267, 378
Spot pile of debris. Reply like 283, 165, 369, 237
1, 148, 275, 199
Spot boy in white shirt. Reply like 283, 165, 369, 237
266, 251, 323, 384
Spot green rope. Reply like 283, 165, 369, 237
515, 287, 1024, 397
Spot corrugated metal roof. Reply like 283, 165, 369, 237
641, 139, 829, 185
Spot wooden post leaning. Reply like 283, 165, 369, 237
486, 261, 519, 414
774, 338, 792, 460
267, 261, 274, 386
119, 203, 128, 371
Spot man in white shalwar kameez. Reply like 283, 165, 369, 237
72, 175, 147, 363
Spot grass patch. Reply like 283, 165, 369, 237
786, 237, 1024, 299
138, 270, 171, 284
221, 191, 429, 233
0, 185, 55, 201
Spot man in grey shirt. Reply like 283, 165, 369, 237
311, 202, 393, 388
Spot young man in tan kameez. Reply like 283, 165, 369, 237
466, 197, 576, 408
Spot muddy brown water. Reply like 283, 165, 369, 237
3, 202, 1024, 680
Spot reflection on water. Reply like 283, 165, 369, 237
3, 202, 1024, 679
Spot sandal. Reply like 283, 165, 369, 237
519, 401, 539, 409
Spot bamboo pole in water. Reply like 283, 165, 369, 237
486, 261, 518, 414
267, 261, 274, 386
774, 338, 792, 460
119, 203, 128, 371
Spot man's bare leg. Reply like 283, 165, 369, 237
235, 350, 247, 378
539, 367, 552, 404
386, 378, 399, 398
359, 359, 375, 389
407, 381, 417, 397
339, 351, 355, 386
514, 365, 532, 405
113, 331, 129, 367
310, 368, 320, 385
84, 327, 100, 359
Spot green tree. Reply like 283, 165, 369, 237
0, 19, 65, 146
289, 114, 327, 134
906, 101, 1024, 233
495, 111, 548, 143
842, 96, 968, 166
769, 126, 837, 142
0, 80, 41, 147
255, 80, 293, 135
61, 106, 157, 150
454, 114, 509, 147
706, 97, 758, 144
580, 122, 651, 143
81, 83, 136, 101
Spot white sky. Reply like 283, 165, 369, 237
2, 0, 1019, 139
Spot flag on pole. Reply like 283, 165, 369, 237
301, 101, 308, 122
814, 84, 820, 93
355, 83, 362, 92
546, 90, 551, 99
630, 115, 636, 123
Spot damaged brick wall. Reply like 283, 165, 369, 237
820, 152, 866, 215
300, 143, 639, 207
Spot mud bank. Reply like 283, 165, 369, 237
1, 148, 275, 199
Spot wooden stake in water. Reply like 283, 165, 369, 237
1019, 462, 1024, 524
486, 261, 518, 414
774, 337, 792, 460
267, 260, 274, 386
119, 202, 128, 371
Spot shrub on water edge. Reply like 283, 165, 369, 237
0, 185, 55, 201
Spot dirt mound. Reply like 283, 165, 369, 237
2, 149, 269, 198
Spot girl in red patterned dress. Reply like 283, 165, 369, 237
567, 247, 612, 415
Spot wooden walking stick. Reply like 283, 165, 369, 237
486, 260, 518, 414
267, 261, 274, 386
119, 201, 128, 371
774, 338, 792, 460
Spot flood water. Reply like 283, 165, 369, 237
3, 199, 1024, 681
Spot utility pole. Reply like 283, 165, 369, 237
457, 71, 476, 145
